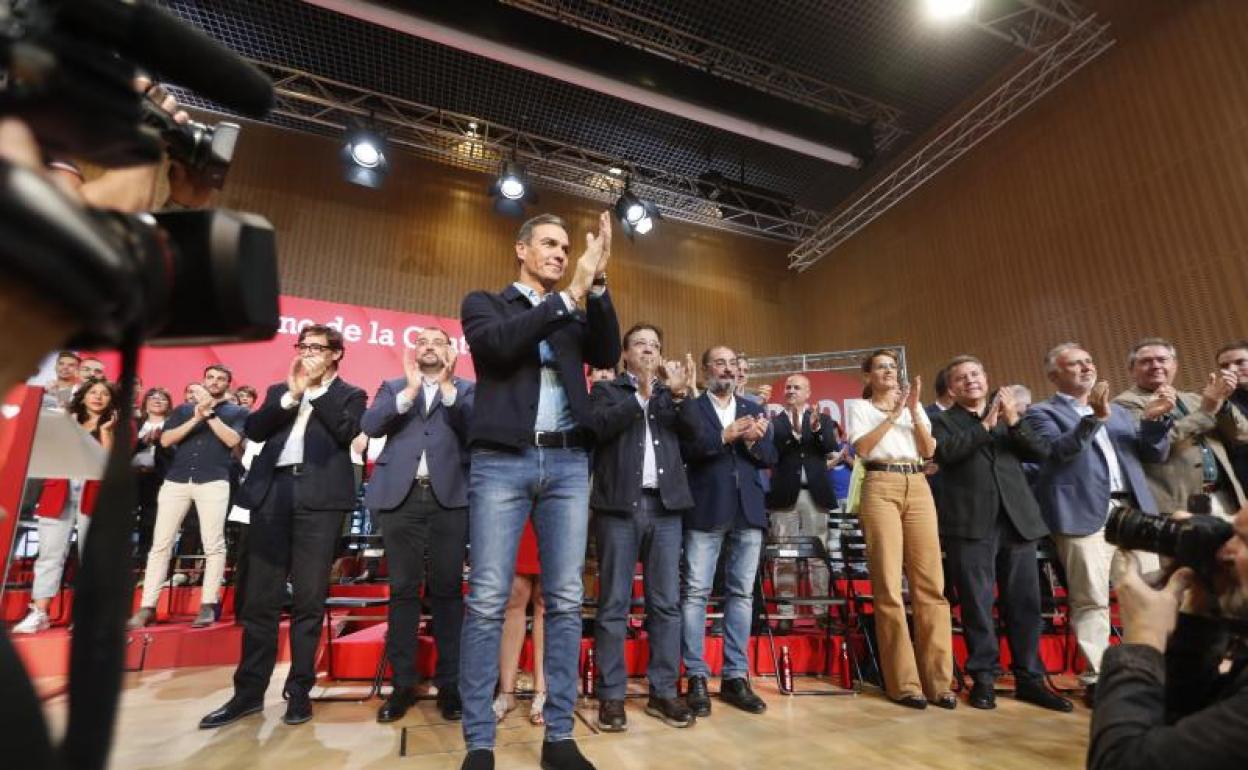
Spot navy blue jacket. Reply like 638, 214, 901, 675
360, 376, 474, 511
238, 377, 366, 512
679, 393, 778, 531
1025, 395, 1169, 535
460, 285, 620, 450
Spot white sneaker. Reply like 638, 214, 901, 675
12, 604, 50, 634
171, 573, 189, 587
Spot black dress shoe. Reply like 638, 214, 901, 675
539, 739, 596, 770
892, 694, 928, 710
283, 693, 312, 725
1016, 681, 1074, 713
199, 697, 263, 729
461, 749, 494, 770
720, 677, 767, 714
969, 679, 996, 710
930, 693, 958, 710
378, 688, 418, 723
596, 699, 627, 732
645, 695, 695, 728
685, 675, 711, 717
437, 686, 463, 721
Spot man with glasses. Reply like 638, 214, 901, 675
361, 327, 474, 723
457, 212, 617, 770
679, 346, 776, 718
199, 324, 366, 729
1114, 337, 1248, 519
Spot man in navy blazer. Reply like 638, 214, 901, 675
1024, 342, 1172, 700
361, 327, 474, 724
678, 345, 777, 718
457, 212, 618, 770
200, 324, 366, 729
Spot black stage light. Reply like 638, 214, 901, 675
341, 124, 388, 189
614, 188, 660, 237
489, 159, 537, 216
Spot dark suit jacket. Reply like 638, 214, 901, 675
1025, 396, 1169, 535
765, 407, 840, 510
239, 376, 366, 512
589, 373, 696, 515
360, 376, 474, 511
460, 285, 620, 450
679, 393, 778, 531
931, 404, 1050, 541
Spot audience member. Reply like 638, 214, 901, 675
131, 387, 173, 564
1214, 340, 1248, 493
41, 350, 80, 409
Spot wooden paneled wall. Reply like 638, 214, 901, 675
781, 0, 1248, 395
213, 124, 795, 365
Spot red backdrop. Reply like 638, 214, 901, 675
86, 295, 472, 403
762, 370, 863, 428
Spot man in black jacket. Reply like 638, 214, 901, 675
766, 374, 840, 624
1088, 508, 1248, 770
457, 212, 618, 770
199, 324, 366, 729
931, 355, 1071, 712
590, 324, 696, 733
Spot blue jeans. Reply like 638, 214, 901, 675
594, 496, 683, 699
680, 526, 763, 680
459, 447, 590, 750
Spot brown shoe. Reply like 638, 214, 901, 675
596, 699, 627, 732
644, 695, 695, 727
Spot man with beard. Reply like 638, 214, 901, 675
679, 345, 777, 717
361, 327, 473, 723
129, 364, 248, 629
1087, 506, 1248, 769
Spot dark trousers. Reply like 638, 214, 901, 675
133, 470, 163, 564
380, 482, 468, 689
232, 471, 344, 701
944, 512, 1045, 682
227, 521, 251, 621
594, 494, 683, 699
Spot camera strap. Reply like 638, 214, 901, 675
59, 327, 141, 770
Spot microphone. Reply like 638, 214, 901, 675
64, 0, 274, 118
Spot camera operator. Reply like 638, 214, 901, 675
1088, 509, 1248, 770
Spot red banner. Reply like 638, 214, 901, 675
83, 295, 472, 402
762, 370, 864, 428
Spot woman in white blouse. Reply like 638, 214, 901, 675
845, 349, 954, 710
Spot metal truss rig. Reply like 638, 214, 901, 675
747, 346, 909, 383
500, 0, 908, 151
225, 62, 820, 242
787, 1, 1113, 272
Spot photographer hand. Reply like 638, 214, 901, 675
1110, 549, 1195, 653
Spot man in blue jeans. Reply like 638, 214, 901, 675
588, 324, 697, 732
678, 346, 777, 717
457, 212, 618, 770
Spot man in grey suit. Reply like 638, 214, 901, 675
361, 327, 474, 723
1025, 342, 1171, 703
1113, 337, 1248, 519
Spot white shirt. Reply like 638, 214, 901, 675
395, 377, 457, 479
845, 398, 929, 462
627, 373, 659, 489
275, 374, 337, 467
1056, 392, 1126, 493
710, 392, 737, 430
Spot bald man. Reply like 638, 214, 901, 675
766, 374, 840, 622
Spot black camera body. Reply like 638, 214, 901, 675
1105, 505, 1234, 579
140, 99, 240, 190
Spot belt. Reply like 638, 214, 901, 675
1109, 491, 1132, 501
413, 477, 432, 488
865, 461, 924, 474
641, 487, 661, 496
532, 430, 589, 449
1202, 482, 1220, 494
275, 464, 306, 476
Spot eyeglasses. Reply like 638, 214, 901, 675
294, 343, 332, 354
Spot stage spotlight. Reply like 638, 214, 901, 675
341, 125, 388, 189
924, 0, 974, 20
614, 188, 660, 237
497, 161, 528, 200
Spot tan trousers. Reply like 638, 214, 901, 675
859, 471, 953, 700
138, 480, 231, 608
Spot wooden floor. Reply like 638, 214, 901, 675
42, 664, 1091, 769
